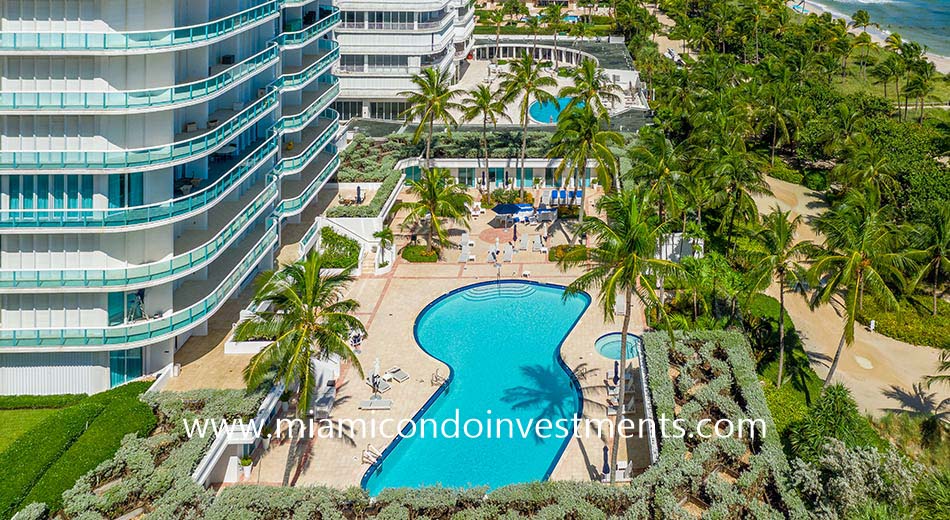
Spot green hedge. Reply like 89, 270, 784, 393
857, 295, 950, 349
0, 394, 86, 410
401, 244, 439, 263
0, 402, 106, 518
326, 171, 402, 218
20, 382, 155, 514
319, 227, 361, 269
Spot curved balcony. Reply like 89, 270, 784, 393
0, 181, 278, 290
277, 155, 339, 217
276, 111, 340, 176
0, 137, 279, 232
0, 45, 279, 113
1, 89, 279, 172
275, 7, 340, 49
0, 1, 279, 54
275, 40, 339, 91
0, 224, 279, 349
277, 80, 339, 134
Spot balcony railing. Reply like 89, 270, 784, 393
275, 40, 339, 90
0, 137, 279, 230
275, 112, 339, 176
0, 224, 279, 347
0, 181, 277, 289
1, 89, 279, 170
276, 81, 339, 134
0, 45, 278, 112
276, 156, 339, 216
275, 8, 340, 48
0, 1, 279, 52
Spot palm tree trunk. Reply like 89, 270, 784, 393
495, 27, 501, 65
553, 31, 560, 68
824, 331, 847, 387
933, 263, 940, 316
777, 279, 786, 387
426, 118, 434, 167
770, 123, 777, 165
610, 285, 634, 484
519, 103, 529, 199
483, 117, 490, 196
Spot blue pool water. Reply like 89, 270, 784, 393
594, 333, 641, 360
528, 96, 577, 124
362, 281, 590, 495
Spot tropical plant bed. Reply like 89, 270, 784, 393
857, 294, 950, 349
318, 227, 361, 268
547, 244, 584, 262
401, 244, 439, 263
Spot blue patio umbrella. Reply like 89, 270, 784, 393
491, 203, 521, 215
602, 446, 610, 476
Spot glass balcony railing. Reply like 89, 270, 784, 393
277, 156, 339, 216
0, 182, 278, 289
0, 224, 279, 347
277, 81, 339, 134
275, 7, 340, 48
0, 1, 279, 52
0, 45, 278, 111
0, 136, 279, 229
1, 89, 279, 170
275, 112, 339, 176
275, 40, 339, 91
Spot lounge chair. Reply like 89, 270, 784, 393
531, 235, 543, 252
559, 190, 568, 205
519, 234, 529, 251
385, 367, 410, 383
550, 190, 559, 205
502, 243, 514, 262
574, 190, 584, 205
459, 232, 469, 249
365, 377, 392, 393
359, 398, 393, 410
607, 393, 637, 415
457, 244, 471, 263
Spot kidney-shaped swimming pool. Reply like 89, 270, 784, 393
361, 281, 590, 495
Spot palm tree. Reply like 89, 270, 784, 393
748, 207, 812, 387
569, 21, 595, 44
626, 125, 685, 220
849, 10, 877, 78
557, 187, 679, 483
499, 54, 557, 197
549, 106, 623, 218
809, 191, 913, 386
525, 16, 542, 54
708, 145, 771, 252
484, 9, 506, 64
755, 81, 801, 165
397, 167, 473, 253
541, 4, 566, 69
461, 85, 511, 190
831, 133, 897, 198
238, 251, 365, 419
869, 59, 896, 99
399, 68, 463, 167
909, 205, 950, 316
559, 58, 623, 117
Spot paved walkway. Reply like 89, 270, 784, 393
753, 177, 949, 416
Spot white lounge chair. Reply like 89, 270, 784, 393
457, 244, 471, 263
531, 235, 543, 252
519, 234, 529, 251
502, 243, 514, 262
459, 232, 469, 250
385, 367, 410, 382
359, 398, 393, 410
607, 392, 637, 415
365, 377, 391, 393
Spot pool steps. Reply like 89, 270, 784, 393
459, 283, 537, 302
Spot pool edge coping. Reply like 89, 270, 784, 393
359, 278, 592, 494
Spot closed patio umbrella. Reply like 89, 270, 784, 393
513, 223, 518, 242
602, 446, 610, 476
356, 186, 362, 203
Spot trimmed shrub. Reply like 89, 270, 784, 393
0, 395, 86, 410
401, 244, 439, 263
547, 244, 583, 262
20, 382, 155, 514
0, 402, 106, 518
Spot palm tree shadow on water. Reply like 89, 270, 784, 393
501, 363, 608, 480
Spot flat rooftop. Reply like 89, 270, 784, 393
473, 36, 636, 71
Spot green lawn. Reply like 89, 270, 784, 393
0, 409, 58, 453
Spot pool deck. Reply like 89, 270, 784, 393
226, 194, 652, 489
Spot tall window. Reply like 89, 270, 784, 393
5, 174, 94, 220
109, 348, 143, 387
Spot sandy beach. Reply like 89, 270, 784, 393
796, 0, 950, 74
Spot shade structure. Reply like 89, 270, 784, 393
491, 203, 522, 215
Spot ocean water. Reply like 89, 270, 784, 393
806, 0, 950, 56
362, 282, 590, 495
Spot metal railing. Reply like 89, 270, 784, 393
0, 45, 279, 111
275, 7, 340, 48
0, 0, 279, 51
274, 40, 339, 90
276, 156, 339, 216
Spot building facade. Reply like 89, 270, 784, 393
333, 0, 474, 120
0, 0, 342, 395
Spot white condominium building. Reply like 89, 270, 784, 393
0, 0, 343, 395
333, 0, 475, 120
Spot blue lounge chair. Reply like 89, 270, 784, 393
575, 190, 584, 205
559, 190, 568, 205
550, 190, 559, 205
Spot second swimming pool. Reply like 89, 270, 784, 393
362, 281, 590, 495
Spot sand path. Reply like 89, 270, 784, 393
752, 177, 949, 416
